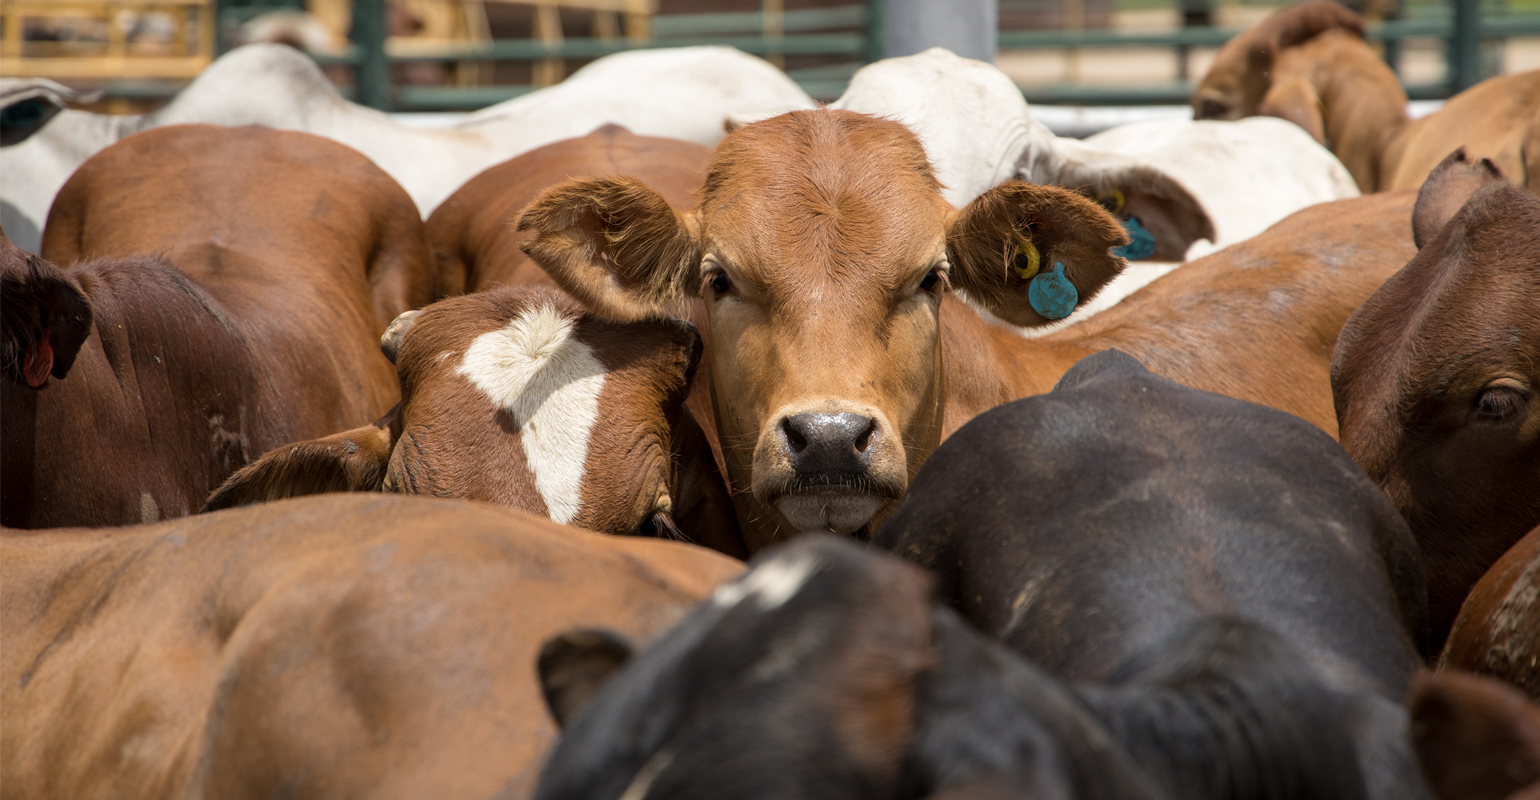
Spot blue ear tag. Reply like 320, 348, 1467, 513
1113, 215, 1156, 261
1028, 261, 1078, 320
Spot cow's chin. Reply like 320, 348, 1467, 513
773, 490, 884, 537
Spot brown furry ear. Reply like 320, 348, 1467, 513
947, 181, 1128, 328
1412, 149, 1508, 249
1252, 0, 1365, 61
1408, 670, 1540, 800
1, 230, 93, 387
518, 176, 700, 323
202, 415, 396, 512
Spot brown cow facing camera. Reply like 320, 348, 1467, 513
1, 124, 433, 529
1333, 150, 1540, 649
206, 286, 744, 557
521, 108, 1416, 552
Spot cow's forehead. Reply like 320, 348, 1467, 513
697, 110, 951, 280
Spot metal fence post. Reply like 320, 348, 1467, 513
1450, 0, 1481, 92
864, 0, 884, 62
354, 0, 390, 110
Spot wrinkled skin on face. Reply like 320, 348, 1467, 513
1333, 152, 1540, 649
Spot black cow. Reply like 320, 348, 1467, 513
532, 535, 1372, 800
874, 349, 1432, 800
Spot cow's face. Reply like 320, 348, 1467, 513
1333, 153, 1540, 637
522, 110, 1127, 549
204, 286, 733, 543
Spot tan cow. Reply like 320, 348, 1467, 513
520, 109, 1416, 552
1192, 0, 1540, 194
1, 125, 433, 529
0, 494, 742, 800
204, 285, 744, 557
1333, 151, 1540, 648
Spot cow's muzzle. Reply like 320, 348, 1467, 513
754, 406, 905, 536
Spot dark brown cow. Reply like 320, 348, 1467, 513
1333, 151, 1540, 648
1192, 0, 1540, 193
1410, 670, 1540, 800
1441, 525, 1540, 700
427, 124, 711, 297
1, 124, 433, 529
0, 494, 742, 800
519, 109, 1415, 551
205, 285, 744, 556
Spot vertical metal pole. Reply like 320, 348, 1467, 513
864, 0, 885, 63
1451, 0, 1481, 92
355, 0, 390, 110
885, 0, 995, 62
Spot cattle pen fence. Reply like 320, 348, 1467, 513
5, 0, 1539, 113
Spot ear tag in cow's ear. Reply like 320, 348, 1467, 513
1028, 262, 1078, 320
1011, 239, 1041, 280
1113, 216, 1156, 261
1097, 189, 1126, 215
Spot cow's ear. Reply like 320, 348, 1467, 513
538, 629, 635, 728
1, 231, 93, 387
1412, 149, 1507, 249
0, 79, 98, 146
1259, 76, 1327, 146
947, 181, 1127, 328
1048, 142, 1217, 262
1409, 670, 1540, 800
518, 176, 700, 323
201, 415, 397, 512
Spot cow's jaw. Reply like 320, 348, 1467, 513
774, 491, 886, 537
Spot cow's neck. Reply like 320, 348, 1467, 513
1311, 42, 1410, 192
938, 295, 1094, 440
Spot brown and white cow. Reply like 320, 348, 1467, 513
204, 286, 745, 557
519, 109, 1416, 551
1441, 525, 1540, 700
1333, 151, 1540, 648
1192, 0, 1540, 194
1, 124, 433, 529
0, 494, 742, 800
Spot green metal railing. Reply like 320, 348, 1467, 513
200, 1, 1538, 111
325, 1, 879, 110
1001, 5, 1540, 105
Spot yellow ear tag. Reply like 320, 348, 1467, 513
1098, 188, 1127, 215
1011, 239, 1041, 280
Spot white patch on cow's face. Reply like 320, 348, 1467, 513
712, 550, 822, 610
456, 304, 606, 525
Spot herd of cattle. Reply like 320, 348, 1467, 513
1, 0, 1538, 797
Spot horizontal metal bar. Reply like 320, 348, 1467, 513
394, 76, 850, 110
1017, 80, 1454, 106
652, 6, 864, 37
383, 32, 866, 62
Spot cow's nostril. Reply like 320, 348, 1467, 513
853, 418, 875, 453
782, 417, 809, 454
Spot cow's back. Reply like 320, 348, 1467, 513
1385, 71, 1540, 192
1058, 191, 1416, 438
0, 495, 741, 800
5, 125, 430, 528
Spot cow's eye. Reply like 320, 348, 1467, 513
919, 269, 943, 293
1473, 383, 1529, 423
705, 271, 732, 296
